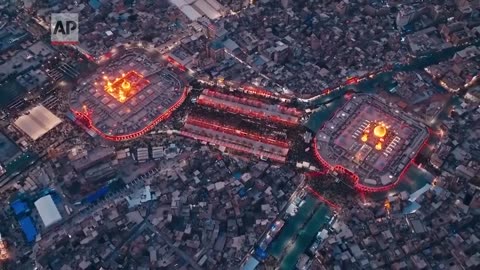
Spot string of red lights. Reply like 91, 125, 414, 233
72, 87, 188, 141
197, 96, 299, 126
311, 94, 432, 193
186, 117, 290, 148
204, 89, 301, 117
312, 130, 431, 193
166, 56, 186, 72
241, 85, 279, 100
306, 186, 341, 210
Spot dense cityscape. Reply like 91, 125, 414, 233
0, 0, 479, 269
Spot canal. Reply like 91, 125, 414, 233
269, 195, 318, 258
269, 195, 331, 270
304, 81, 436, 196
279, 204, 330, 270
303, 43, 466, 197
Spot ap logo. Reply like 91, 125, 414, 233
51, 13, 79, 45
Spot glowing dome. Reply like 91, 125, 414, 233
122, 80, 131, 90
373, 125, 387, 138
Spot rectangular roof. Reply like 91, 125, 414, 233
180, 5, 203, 21
169, 0, 188, 8
34, 195, 62, 227
205, 0, 223, 10
11, 199, 29, 216
241, 256, 260, 270
193, 0, 221, 20
14, 104, 62, 141
19, 216, 37, 242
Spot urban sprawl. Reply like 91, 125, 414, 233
0, 1, 479, 270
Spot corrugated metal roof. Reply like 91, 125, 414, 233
193, 0, 221, 20
180, 5, 203, 21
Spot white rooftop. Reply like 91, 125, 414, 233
171, 0, 222, 21
180, 5, 202, 21
14, 104, 62, 141
193, 0, 221, 20
34, 195, 62, 227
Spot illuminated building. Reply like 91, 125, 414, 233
0, 234, 7, 261
180, 116, 290, 163
70, 48, 188, 141
103, 71, 150, 103
373, 124, 387, 138
314, 94, 429, 192
180, 85, 298, 162
196, 89, 301, 127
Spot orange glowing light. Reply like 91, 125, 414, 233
0, 238, 7, 261
102, 70, 150, 103
375, 142, 382, 150
122, 80, 131, 90
384, 199, 391, 213
374, 124, 387, 138
361, 134, 368, 142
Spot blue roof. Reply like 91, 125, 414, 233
50, 191, 62, 204
19, 216, 37, 242
403, 201, 421, 214
11, 200, 28, 216
242, 255, 260, 270
254, 247, 268, 260
89, 0, 101, 9
84, 186, 109, 204
238, 187, 247, 197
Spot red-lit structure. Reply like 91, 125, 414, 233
313, 135, 430, 193
345, 77, 360, 85
70, 46, 189, 142
186, 117, 289, 148
304, 171, 341, 210
241, 86, 280, 100
313, 94, 430, 193
306, 186, 341, 210
103, 71, 150, 103
166, 56, 186, 72
72, 86, 188, 141
180, 115, 290, 163
197, 89, 301, 127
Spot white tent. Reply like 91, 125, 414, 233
34, 195, 62, 227
14, 105, 62, 141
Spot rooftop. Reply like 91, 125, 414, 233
34, 195, 62, 227
14, 104, 63, 141
315, 94, 429, 192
